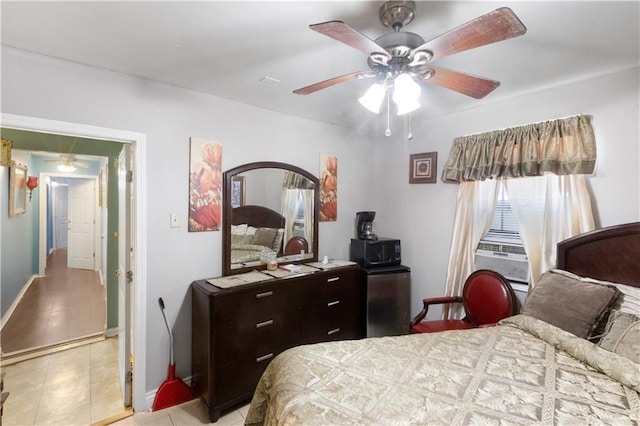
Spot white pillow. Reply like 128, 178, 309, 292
231, 224, 248, 235
246, 226, 257, 236
551, 269, 640, 315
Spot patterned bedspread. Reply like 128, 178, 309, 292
231, 244, 273, 264
246, 315, 640, 425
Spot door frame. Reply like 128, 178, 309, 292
0, 113, 147, 412
52, 183, 68, 251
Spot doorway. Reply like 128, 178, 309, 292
0, 113, 147, 412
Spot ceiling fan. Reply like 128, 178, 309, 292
294, 1, 527, 106
44, 154, 89, 170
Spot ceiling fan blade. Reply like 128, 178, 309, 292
293, 71, 374, 95
412, 7, 527, 61
421, 66, 500, 99
310, 21, 390, 58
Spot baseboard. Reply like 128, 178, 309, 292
0, 274, 39, 330
105, 327, 119, 337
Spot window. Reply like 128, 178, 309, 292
292, 193, 305, 237
476, 181, 529, 287
484, 182, 521, 242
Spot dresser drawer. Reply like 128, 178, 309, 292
302, 314, 361, 344
301, 290, 361, 344
214, 281, 299, 328
301, 269, 359, 307
216, 352, 276, 403
216, 310, 300, 367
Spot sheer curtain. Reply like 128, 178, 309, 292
443, 180, 499, 319
506, 174, 595, 288
301, 189, 314, 245
280, 189, 298, 245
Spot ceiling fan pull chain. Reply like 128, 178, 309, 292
407, 112, 413, 140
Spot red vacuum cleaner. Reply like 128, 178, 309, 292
152, 297, 193, 411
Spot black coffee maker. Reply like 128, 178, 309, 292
356, 211, 378, 240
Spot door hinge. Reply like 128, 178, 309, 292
126, 270, 133, 283
126, 170, 133, 183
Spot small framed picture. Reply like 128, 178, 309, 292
409, 152, 437, 184
1, 139, 12, 167
231, 176, 245, 208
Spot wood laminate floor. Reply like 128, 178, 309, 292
1, 248, 106, 358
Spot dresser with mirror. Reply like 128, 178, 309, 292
191, 161, 363, 422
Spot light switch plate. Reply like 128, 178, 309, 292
170, 213, 180, 228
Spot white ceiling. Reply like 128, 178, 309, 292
2, 1, 638, 131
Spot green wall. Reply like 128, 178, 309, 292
1, 128, 123, 329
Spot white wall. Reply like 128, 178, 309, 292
372, 67, 640, 316
1, 47, 378, 400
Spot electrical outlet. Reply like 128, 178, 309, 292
170, 213, 180, 228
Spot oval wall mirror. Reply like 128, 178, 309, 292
222, 161, 319, 276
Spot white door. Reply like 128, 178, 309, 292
67, 179, 96, 270
117, 146, 133, 407
54, 185, 69, 248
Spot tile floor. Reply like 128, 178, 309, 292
2, 337, 125, 425
1, 248, 105, 356
112, 399, 250, 426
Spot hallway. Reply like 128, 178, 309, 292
1, 248, 105, 358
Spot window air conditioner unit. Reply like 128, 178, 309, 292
475, 242, 529, 283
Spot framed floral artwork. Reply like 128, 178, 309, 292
189, 138, 223, 232
319, 153, 337, 222
409, 152, 437, 184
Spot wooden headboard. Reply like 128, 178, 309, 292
232, 205, 285, 229
557, 222, 640, 288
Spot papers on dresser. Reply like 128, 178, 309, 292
306, 259, 358, 270
264, 263, 320, 278
207, 270, 273, 289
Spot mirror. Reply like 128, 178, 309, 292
222, 161, 319, 276
9, 161, 27, 217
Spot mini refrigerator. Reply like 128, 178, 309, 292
361, 265, 411, 337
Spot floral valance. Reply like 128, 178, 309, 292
441, 115, 596, 183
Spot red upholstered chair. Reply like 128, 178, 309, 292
410, 269, 518, 334
284, 236, 309, 255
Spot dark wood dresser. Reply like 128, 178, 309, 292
191, 263, 361, 422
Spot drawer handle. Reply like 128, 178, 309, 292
256, 353, 273, 363
256, 319, 274, 328
327, 301, 340, 307
327, 277, 340, 283
256, 291, 273, 299
327, 328, 340, 336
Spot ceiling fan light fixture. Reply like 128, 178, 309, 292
392, 73, 421, 115
358, 83, 386, 113
58, 164, 77, 172
396, 99, 421, 116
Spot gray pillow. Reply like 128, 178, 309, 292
521, 270, 620, 338
253, 227, 277, 248
598, 310, 640, 351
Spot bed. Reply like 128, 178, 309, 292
230, 205, 286, 266
246, 222, 640, 425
